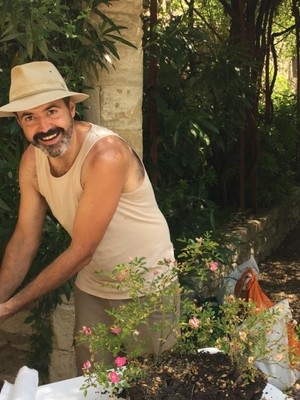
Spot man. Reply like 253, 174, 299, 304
0, 61, 178, 373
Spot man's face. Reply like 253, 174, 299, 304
16, 99, 75, 158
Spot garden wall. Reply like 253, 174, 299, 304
228, 186, 300, 264
1, 187, 300, 383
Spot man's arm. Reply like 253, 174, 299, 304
0, 146, 48, 303
0, 136, 134, 321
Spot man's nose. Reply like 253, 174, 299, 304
36, 117, 52, 133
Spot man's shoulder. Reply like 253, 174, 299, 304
85, 124, 127, 155
19, 145, 40, 190
88, 123, 118, 137
21, 144, 36, 165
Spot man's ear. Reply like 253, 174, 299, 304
69, 100, 76, 118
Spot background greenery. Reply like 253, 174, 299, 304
142, 0, 300, 248
0, 0, 134, 379
0, 0, 299, 379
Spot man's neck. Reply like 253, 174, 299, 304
47, 121, 90, 177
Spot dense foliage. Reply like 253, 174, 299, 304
0, 0, 132, 379
142, 0, 300, 247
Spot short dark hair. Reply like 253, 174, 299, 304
14, 96, 72, 120
62, 97, 71, 107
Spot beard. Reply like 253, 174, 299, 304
32, 120, 73, 158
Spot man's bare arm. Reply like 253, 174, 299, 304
0, 137, 134, 320
0, 146, 48, 303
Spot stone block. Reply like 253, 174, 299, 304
0, 309, 33, 336
100, 86, 142, 130
48, 349, 77, 383
246, 219, 263, 238
51, 298, 75, 351
97, 49, 143, 86
117, 129, 143, 155
229, 225, 249, 243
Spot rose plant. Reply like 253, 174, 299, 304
78, 255, 181, 398
77, 233, 299, 398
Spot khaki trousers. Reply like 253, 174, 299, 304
73, 285, 180, 374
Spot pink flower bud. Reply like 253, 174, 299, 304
109, 371, 120, 383
82, 360, 91, 371
81, 326, 92, 336
209, 261, 219, 271
189, 317, 200, 329
117, 269, 129, 281
110, 325, 122, 335
115, 356, 127, 367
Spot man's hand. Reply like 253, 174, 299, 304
0, 302, 11, 324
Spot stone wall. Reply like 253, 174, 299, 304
228, 187, 300, 265
1, 187, 300, 382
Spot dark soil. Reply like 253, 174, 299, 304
259, 223, 300, 324
127, 352, 266, 400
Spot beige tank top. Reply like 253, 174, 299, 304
35, 124, 174, 299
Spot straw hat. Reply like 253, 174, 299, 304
0, 61, 89, 117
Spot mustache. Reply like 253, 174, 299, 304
33, 127, 65, 143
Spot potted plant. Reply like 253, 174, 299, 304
77, 235, 296, 399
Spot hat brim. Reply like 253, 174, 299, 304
0, 90, 89, 117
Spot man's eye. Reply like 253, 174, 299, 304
24, 116, 33, 122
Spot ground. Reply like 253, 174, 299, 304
259, 223, 300, 324
127, 352, 266, 400
259, 222, 300, 400
1, 222, 300, 398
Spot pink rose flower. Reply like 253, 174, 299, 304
115, 356, 127, 367
116, 269, 129, 282
109, 371, 120, 383
189, 317, 200, 329
82, 360, 91, 371
209, 261, 219, 271
110, 325, 122, 335
81, 326, 92, 336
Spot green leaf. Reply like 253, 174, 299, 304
0, 198, 10, 211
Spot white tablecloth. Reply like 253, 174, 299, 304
0, 368, 116, 400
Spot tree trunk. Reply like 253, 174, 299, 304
84, 0, 144, 156
219, 0, 282, 211
149, 0, 158, 185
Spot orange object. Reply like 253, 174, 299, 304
234, 267, 300, 370
234, 268, 274, 309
